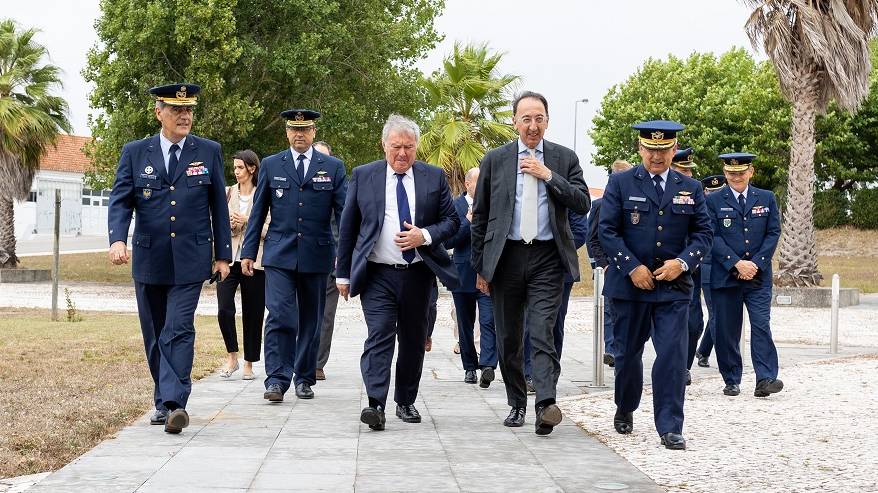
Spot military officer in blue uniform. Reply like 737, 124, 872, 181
108, 83, 232, 434
706, 153, 783, 398
241, 109, 347, 402
694, 175, 726, 368
671, 147, 703, 385
598, 120, 712, 450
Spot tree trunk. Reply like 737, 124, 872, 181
774, 73, 822, 287
0, 196, 20, 269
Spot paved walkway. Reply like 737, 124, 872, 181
27, 295, 662, 493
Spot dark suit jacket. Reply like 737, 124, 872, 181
470, 140, 590, 283
586, 198, 608, 268
706, 185, 780, 289
336, 160, 460, 297
108, 133, 232, 285
598, 165, 712, 302
241, 147, 347, 273
445, 193, 478, 293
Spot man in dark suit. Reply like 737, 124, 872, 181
586, 160, 633, 368
108, 83, 232, 434
598, 120, 712, 450
707, 154, 783, 398
445, 168, 497, 387
471, 91, 590, 435
336, 114, 459, 431
241, 110, 347, 402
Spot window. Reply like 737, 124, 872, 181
82, 197, 91, 206
27, 192, 37, 202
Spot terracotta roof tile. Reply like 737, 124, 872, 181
39, 135, 92, 173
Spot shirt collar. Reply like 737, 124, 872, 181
517, 139, 544, 155
647, 167, 670, 183
465, 193, 474, 206
159, 132, 186, 152
731, 186, 749, 200
386, 163, 414, 179
290, 146, 313, 162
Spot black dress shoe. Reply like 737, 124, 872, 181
504, 407, 526, 427
686, 370, 692, 386
396, 404, 421, 423
754, 378, 784, 397
695, 352, 710, 368
360, 406, 385, 431
464, 370, 477, 384
723, 384, 741, 396
150, 409, 167, 425
603, 353, 615, 367
295, 382, 314, 399
264, 383, 284, 402
613, 409, 633, 434
535, 403, 563, 435
164, 409, 189, 434
526, 378, 536, 395
660, 432, 686, 450
479, 367, 495, 388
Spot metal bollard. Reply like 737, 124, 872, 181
830, 273, 840, 354
592, 267, 605, 387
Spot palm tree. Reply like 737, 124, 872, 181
744, 1, 878, 287
418, 42, 519, 195
0, 19, 71, 268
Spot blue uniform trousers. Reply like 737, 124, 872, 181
360, 262, 434, 407
696, 286, 715, 358
711, 285, 779, 385
613, 298, 688, 436
451, 291, 497, 371
523, 281, 573, 378
686, 269, 705, 369
263, 266, 327, 392
134, 281, 203, 410
603, 296, 617, 358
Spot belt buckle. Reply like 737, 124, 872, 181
522, 239, 534, 245
394, 263, 409, 270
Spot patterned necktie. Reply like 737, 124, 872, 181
520, 149, 538, 242
168, 143, 180, 178
395, 173, 416, 263
738, 193, 746, 213
653, 174, 664, 201
296, 154, 306, 183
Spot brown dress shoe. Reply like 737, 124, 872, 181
425, 337, 433, 352
316, 368, 326, 381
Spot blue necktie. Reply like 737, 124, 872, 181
653, 174, 664, 201
395, 173, 416, 263
296, 154, 306, 183
738, 193, 746, 213
168, 143, 180, 178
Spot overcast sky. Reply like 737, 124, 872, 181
10, 0, 759, 187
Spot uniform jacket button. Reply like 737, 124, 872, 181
658, 211, 664, 216
297, 233, 303, 237
170, 216, 176, 221
170, 232, 176, 238
170, 186, 175, 191
656, 241, 662, 247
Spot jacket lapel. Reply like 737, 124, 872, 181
413, 161, 427, 226
283, 149, 302, 185
635, 165, 662, 207
744, 187, 759, 216
303, 150, 322, 184
145, 135, 170, 185
170, 136, 199, 184
721, 187, 738, 212
660, 170, 684, 209
504, 141, 520, 208
371, 161, 387, 231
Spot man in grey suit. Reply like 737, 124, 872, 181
471, 91, 590, 435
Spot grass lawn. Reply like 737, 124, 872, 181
0, 309, 227, 479
20, 252, 132, 284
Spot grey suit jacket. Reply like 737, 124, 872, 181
470, 139, 591, 282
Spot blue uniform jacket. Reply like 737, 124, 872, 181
598, 165, 713, 302
107, 133, 232, 285
706, 185, 780, 289
445, 193, 477, 293
566, 209, 588, 283
336, 160, 460, 297
241, 148, 347, 274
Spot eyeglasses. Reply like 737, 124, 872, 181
518, 115, 547, 125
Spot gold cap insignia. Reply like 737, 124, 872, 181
712, 177, 719, 185
295, 112, 305, 121
176, 86, 187, 98
651, 131, 664, 140
730, 158, 739, 166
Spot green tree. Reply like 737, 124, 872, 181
745, 0, 878, 287
418, 43, 518, 194
590, 48, 791, 191
0, 19, 71, 268
84, 0, 445, 189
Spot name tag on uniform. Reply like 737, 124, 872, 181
627, 196, 647, 202
273, 176, 287, 181
139, 173, 158, 180
186, 166, 208, 176
720, 207, 734, 211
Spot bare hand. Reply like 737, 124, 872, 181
630, 265, 655, 290
109, 241, 129, 265
735, 260, 759, 280
241, 258, 255, 276
519, 156, 552, 181
214, 260, 231, 281
395, 221, 426, 251
465, 207, 473, 223
337, 283, 350, 300
653, 259, 683, 282
476, 273, 490, 295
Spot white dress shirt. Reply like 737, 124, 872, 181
336, 164, 433, 285
159, 132, 186, 173
290, 146, 313, 176
509, 139, 552, 241
731, 186, 749, 204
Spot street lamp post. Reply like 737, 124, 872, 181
573, 98, 589, 154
